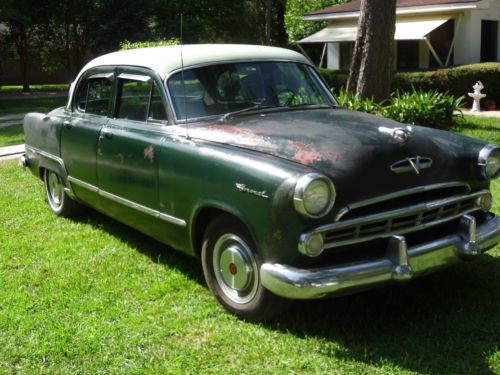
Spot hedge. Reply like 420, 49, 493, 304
320, 62, 500, 106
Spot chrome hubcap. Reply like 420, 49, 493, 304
47, 172, 63, 207
213, 234, 258, 304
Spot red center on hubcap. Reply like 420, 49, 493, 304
229, 263, 237, 275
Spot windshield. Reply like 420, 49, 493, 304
167, 62, 335, 121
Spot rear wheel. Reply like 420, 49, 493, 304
201, 215, 288, 321
43, 169, 82, 217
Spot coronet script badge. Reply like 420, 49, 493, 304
390, 156, 432, 175
235, 183, 269, 199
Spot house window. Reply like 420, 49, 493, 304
339, 42, 354, 70
481, 20, 498, 62
397, 41, 419, 70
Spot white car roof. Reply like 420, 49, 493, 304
77, 44, 311, 80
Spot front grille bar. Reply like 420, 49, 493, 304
309, 190, 488, 249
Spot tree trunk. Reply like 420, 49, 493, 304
265, 0, 272, 45
346, 0, 396, 102
12, 24, 30, 92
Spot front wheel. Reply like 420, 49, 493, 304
43, 169, 82, 217
201, 215, 289, 321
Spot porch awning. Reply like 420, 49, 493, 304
298, 16, 453, 43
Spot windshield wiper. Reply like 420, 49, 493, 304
286, 103, 338, 109
220, 104, 276, 121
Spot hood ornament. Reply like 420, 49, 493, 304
391, 156, 432, 175
379, 125, 413, 144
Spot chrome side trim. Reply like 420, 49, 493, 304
25, 145, 66, 170
67, 176, 186, 227
67, 176, 98, 193
334, 181, 470, 221
261, 214, 500, 300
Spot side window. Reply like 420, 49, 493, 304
148, 84, 168, 122
116, 77, 167, 123
75, 77, 112, 116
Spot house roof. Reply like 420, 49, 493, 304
305, 0, 480, 17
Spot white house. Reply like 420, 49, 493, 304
299, 0, 500, 70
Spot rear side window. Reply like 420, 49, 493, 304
116, 76, 167, 123
76, 77, 112, 116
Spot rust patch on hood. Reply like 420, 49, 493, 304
288, 140, 341, 166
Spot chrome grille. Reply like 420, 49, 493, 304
315, 189, 488, 249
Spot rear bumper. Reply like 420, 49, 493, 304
260, 214, 500, 300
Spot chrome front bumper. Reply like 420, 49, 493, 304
260, 214, 500, 300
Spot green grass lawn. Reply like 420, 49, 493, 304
0, 96, 67, 116
0, 114, 499, 373
0, 124, 24, 147
0, 84, 69, 93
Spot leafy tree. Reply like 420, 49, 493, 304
346, 0, 396, 102
149, 0, 287, 46
35, 0, 154, 80
0, 0, 50, 91
284, 0, 347, 44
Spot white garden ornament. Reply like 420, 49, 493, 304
468, 81, 486, 112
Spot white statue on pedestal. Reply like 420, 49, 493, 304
468, 81, 486, 112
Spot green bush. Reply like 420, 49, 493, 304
381, 88, 465, 129
120, 39, 180, 50
321, 63, 500, 106
335, 86, 464, 129
336, 87, 378, 114
319, 68, 348, 94
393, 63, 500, 106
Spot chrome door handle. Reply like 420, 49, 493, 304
63, 120, 73, 129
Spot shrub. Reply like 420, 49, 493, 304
120, 39, 180, 50
335, 86, 464, 129
393, 63, 500, 107
321, 63, 500, 106
381, 88, 465, 129
319, 68, 348, 94
337, 87, 378, 114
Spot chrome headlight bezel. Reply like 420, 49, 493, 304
293, 173, 336, 219
478, 144, 500, 179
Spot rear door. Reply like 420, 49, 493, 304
96, 69, 170, 239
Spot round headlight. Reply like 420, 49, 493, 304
478, 144, 500, 179
294, 173, 335, 218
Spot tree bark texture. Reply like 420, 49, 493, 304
346, 0, 396, 102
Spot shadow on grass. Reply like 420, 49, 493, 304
269, 254, 500, 374
69, 208, 204, 285
70, 206, 498, 374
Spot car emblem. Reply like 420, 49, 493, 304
379, 126, 413, 144
391, 156, 432, 174
235, 183, 269, 199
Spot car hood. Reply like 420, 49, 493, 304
189, 108, 486, 203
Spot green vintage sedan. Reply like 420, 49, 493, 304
22, 45, 500, 321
